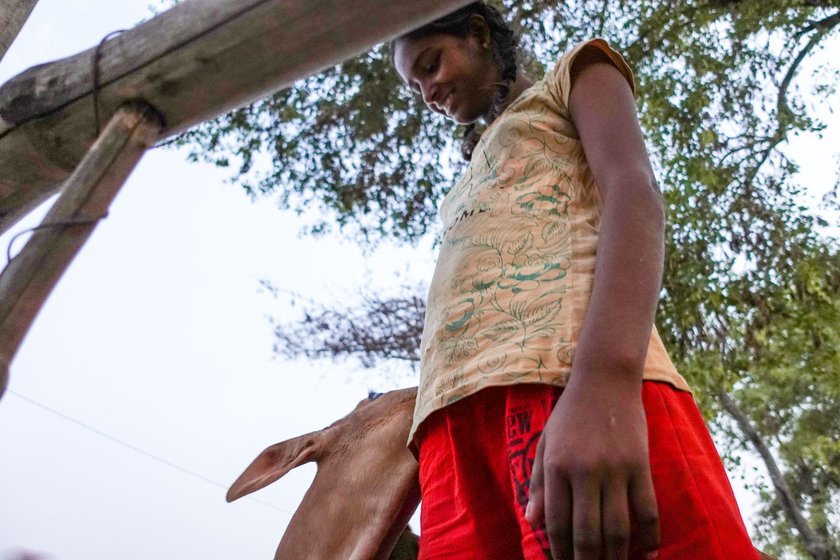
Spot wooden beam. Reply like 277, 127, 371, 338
0, 103, 162, 398
0, 0, 39, 63
0, 0, 473, 234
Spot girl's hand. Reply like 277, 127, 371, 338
525, 377, 660, 560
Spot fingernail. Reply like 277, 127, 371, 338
525, 501, 532, 518
645, 552, 659, 560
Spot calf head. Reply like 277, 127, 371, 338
228, 387, 420, 560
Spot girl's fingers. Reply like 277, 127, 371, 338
629, 470, 661, 557
544, 471, 574, 560
570, 476, 603, 560
526, 436, 546, 525
602, 476, 631, 560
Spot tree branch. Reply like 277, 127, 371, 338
797, 10, 840, 37
272, 289, 425, 369
716, 388, 832, 560
741, 21, 831, 192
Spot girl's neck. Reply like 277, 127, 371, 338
486, 71, 534, 124
508, 71, 534, 103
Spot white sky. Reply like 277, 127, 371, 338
0, 2, 430, 558
0, 2, 836, 559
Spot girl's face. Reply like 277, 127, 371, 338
394, 30, 500, 125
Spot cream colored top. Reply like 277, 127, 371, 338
410, 39, 691, 443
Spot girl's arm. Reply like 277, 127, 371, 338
526, 58, 664, 560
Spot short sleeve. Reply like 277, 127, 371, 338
547, 38, 635, 111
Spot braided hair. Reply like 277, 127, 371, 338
392, 2, 520, 161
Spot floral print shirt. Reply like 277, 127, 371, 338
410, 39, 691, 442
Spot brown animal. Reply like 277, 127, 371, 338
228, 388, 420, 560
229, 387, 776, 560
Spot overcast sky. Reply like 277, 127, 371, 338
0, 2, 837, 560
0, 2, 430, 558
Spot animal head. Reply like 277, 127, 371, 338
228, 387, 420, 560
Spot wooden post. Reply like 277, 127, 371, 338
0, 0, 473, 234
0, 102, 162, 398
0, 0, 39, 63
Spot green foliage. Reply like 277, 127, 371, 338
176, 1, 840, 557
733, 243, 840, 558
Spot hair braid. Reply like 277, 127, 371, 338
392, 2, 521, 161
461, 4, 519, 160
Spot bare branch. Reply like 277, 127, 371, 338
717, 388, 833, 560
797, 10, 840, 37
741, 22, 832, 192
272, 287, 425, 369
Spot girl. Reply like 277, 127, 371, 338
392, 3, 759, 560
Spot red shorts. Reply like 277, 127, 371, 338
415, 382, 759, 560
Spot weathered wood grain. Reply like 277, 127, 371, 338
0, 0, 473, 234
0, 0, 39, 63
0, 103, 162, 398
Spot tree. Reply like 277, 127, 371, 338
270, 284, 425, 370
177, 1, 840, 558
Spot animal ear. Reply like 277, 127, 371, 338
226, 433, 320, 502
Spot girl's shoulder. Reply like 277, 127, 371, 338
544, 38, 636, 109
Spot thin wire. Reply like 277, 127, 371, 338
5, 218, 106, 265
152, 134, 184, 150
7, 389, 295, 517
93, 30, 127, 137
